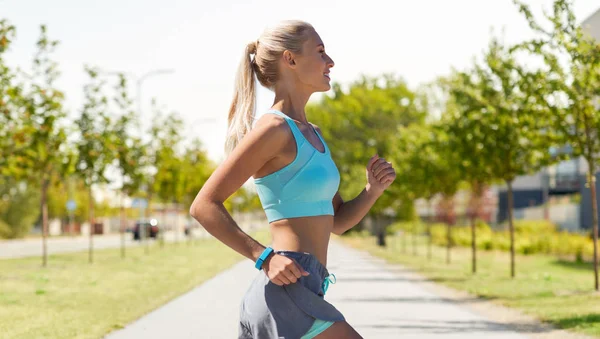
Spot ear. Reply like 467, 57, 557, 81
282, 50, 296, 67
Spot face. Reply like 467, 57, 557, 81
283, 29, 335, 92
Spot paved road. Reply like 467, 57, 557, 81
105, 240, 546, 339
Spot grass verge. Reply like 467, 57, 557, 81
0, 228, 271, 339
340, 233, 600, 337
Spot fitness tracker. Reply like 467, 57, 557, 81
255, 247, 274, 270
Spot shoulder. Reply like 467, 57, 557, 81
252, 113, 291, 139
236, 113, 292, 154
309, 122, 323, 135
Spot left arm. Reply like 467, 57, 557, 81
331, 183, 384, 235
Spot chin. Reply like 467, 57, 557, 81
317, 82, 331, 92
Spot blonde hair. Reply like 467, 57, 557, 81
224, 20, 314, 155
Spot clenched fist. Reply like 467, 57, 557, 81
262, 253, 310, 286
366, 154, 396, 194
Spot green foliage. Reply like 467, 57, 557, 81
146, 101, 186, 206
447, 36, 557, 186
394, 220, 594, 259
513, 0, 600, 288
0, 179, 40, 238
46, 176, 91, 223
0, 19, 23, 179
75, 66, 114, 188
112, 74, 146, 197
513, 0, 600, 167
180, 138, 215, 209
307, 74, 427, 219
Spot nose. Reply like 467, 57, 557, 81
327, 54, 335, 68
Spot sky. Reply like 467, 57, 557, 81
2, 0, 600, 163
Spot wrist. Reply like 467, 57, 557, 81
254, 246, 274, 270
365, 183, 384, 198
261, 251, 274, 270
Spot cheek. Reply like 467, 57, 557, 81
297, 56, 325, 81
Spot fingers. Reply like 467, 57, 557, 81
294, 260, 310, 276
270, 258, 309, 286
381, 173, 396, 184
373, 159, 392, 177
376, 167, 395, 181
272, 277, 286, 286
285, 260, 303, 281
367, 154, 379, 171
372, 160, 387, 177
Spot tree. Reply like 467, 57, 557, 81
450, 35, 557, 277
17, 25, 70, 266
75, 66, 115, 263
0, 20, 40, 240
392, 123, 440, 256
514, 0, 600, 289
430, 123, 464, 264
152, 108, 184, 244
112, 73, 145, 257
443, 75, 496, 274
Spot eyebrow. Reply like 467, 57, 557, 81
317, 43, 325, 48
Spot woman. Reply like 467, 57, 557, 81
189, 20, 396, 339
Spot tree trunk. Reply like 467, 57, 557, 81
446, 220, 451, 265
162, 205, 167, 247
401, 226, 406, 253
120, 190, 126, 259
89, 186, 94, 264
507, 180, 515, 278
471, 214, 477, 274
41, 179, 49, 267
588, 166, 599, 291
375, 216, 386, 247
412, 223, 417, 256
427, 199, 432, 260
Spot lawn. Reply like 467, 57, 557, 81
340, 233, 600, 337
0, 228, 271, 339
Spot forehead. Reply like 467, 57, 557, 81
303, 29, 324, 48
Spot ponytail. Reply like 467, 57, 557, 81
224, 41, 257, 156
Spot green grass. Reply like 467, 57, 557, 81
0, 229, 271, 339
340, 233, 600, 337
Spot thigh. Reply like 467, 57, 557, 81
314, 321, 363, 339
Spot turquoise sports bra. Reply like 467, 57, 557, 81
253, 110, 340, 223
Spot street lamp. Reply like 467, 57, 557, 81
136, 69, 175, 118
97, 68, 175, 118
97, 68, 174, 248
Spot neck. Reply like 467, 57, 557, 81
272, 81, 313, 124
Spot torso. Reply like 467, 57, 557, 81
254, 113, 333, 267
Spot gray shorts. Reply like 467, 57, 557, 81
238, 250, 345, 339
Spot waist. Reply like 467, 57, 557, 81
270, 216, 333, 267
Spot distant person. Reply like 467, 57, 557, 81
190, 20, 395, 339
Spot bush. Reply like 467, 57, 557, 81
385, 219, 594, 261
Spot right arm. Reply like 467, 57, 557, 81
189, 116, 286, 263
189, 115, 308, 285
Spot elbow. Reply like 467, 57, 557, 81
189, 195, 208, 222
331, 223, 345, 236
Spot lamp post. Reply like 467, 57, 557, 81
136, 69, 175, 120
98, 68, 174, 250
